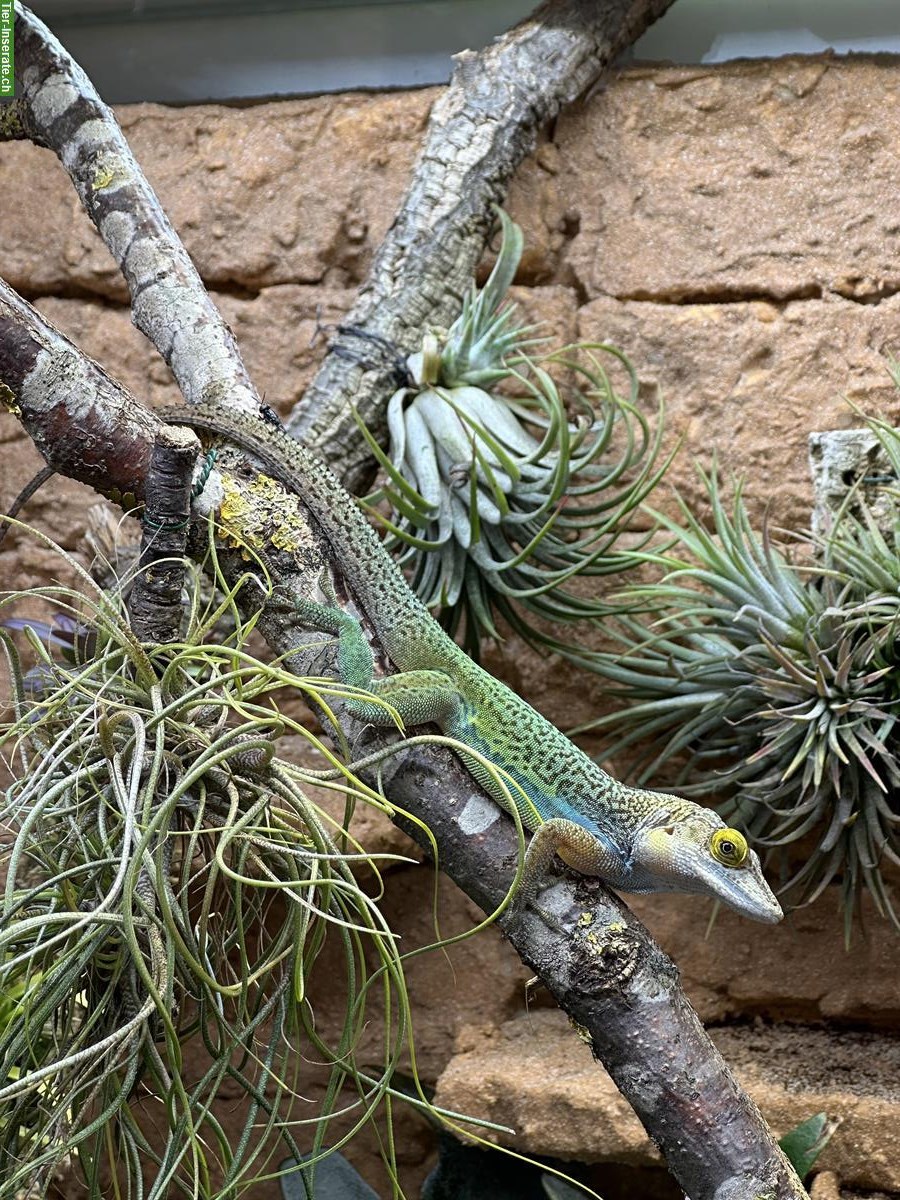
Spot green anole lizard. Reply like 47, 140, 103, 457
159, 404, 783, 924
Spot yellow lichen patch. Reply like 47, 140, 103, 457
568, 1017, 592, 1044
105, 488, 139, 512
581, 923, 626, 957
219, 479, 251, 526
0, 382, 19, 413
92, 164, 126, 191
217, 472, 314, 557
0, 106, 23, 140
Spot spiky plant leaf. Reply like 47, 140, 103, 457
574, 454, 900, 933
779, 1112, 840, 1180
436, 208, 536, 388
362, 211, 670, 654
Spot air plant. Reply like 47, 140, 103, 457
0, 529, 517, 1200
358, 210, 669, 654
571, 441, 900, 935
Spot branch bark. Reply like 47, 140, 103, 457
0, 4, 806, 1194
129, 424, 201, 643
290, 0, 678, 491
0, 278, 156, 501
0, 298, 808, 1200
380, 744, 807, 1200
13, 5, 261, 416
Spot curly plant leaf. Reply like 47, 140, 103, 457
2, 613, 92, 661
360, 212, 670, 655
0, 528, 514, 1199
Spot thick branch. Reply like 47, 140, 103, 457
378, 745, 806, 1200
0, 304, 807, 1200
0, 277, 155, 502
14, 5, 260, 415
290, 0, 677, 491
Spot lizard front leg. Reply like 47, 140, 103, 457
292, 595, 463, 728
292, 595, 617, 917
517, 819, 628, 903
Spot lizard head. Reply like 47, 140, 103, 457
628, 799, 783, 924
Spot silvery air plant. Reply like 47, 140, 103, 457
357, 210, 669, 653
569, 416, 900, 938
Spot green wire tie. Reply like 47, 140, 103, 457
142, 450, 219, 530
142, 514, 191, 533
192, 448, 218, 498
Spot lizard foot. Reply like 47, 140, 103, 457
504, 886, 568, 936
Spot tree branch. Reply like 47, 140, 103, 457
0, 5, 806, 1192
13, 4, 261, 416
129, 423, 201, 643
0, 277, 156, 500
0, 299, 807, 1200
290, 0, 678, 491
380, 744, 807, 1200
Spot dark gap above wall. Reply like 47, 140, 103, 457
26, 0, 900, 104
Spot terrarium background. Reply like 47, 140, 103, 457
2, 53, 900, 1197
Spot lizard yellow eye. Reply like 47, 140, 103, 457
710, 828, 748, 868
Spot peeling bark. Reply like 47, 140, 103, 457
13, 5, 261, 416
291, 0, 678, 492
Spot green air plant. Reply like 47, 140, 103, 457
0, 527, 518, 1200
779, 1112, 839, 1182
570, 446, 900, 935
358, 210, 669, 655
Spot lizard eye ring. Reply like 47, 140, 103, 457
710, 828, 748, 868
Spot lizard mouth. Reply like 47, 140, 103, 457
701, 852, 783, 924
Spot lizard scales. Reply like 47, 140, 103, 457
159, 403, 783, 923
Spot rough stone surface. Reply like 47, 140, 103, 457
4, 93, 433, 300
577, 294, 900, 531
555, 58, 900, 304
434, 1009, 900, 1192
627, 891, 900, 1028
4, 51, 900, 1200
811, 1176, 842, 1200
